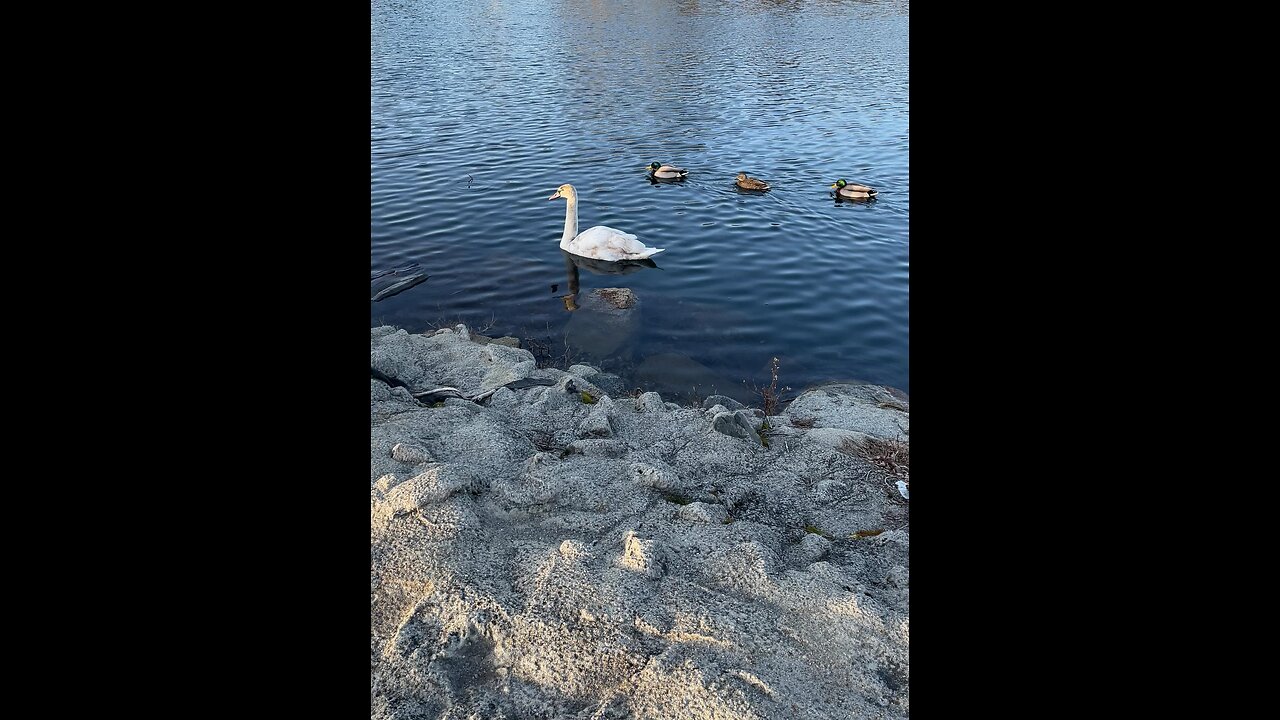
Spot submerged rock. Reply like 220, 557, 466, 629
469, 332, 521, 348
564, 288, 641, 358
633, 353, 740, 402
594, 287, 636, 309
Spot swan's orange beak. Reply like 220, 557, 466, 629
548, 191, 560, 200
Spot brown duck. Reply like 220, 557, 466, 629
735, 173, 771, 191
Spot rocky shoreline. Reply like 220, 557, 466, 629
371, 324, 909, 719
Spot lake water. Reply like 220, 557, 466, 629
372, 0, 909, 404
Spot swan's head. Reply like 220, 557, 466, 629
548, 184, 576, 201
646, 162, 661, 171
831, 179, 848, 189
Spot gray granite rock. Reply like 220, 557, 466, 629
676, 501, 729, 524
390, 442, 432, 464
634, 391, 666, 413
371, 326, 910, 720
568, 363, 626, 395
711, 409, 763, 444
785, 382, 909, 439
370, 324, 536, 397
702, 394, 747, 411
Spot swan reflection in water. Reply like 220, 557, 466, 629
558, 250, 658, 311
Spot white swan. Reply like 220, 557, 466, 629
548, 184, 665, 261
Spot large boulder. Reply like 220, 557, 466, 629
785, 382, 909, 439
371, 324, 536, 397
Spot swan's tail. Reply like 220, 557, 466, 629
634, 247, 665, 259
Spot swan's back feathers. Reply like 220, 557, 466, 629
565, 225, 665, 261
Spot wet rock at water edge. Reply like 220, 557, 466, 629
712, 409, 763, 444
702, 394, 747, 411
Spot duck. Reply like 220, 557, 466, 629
645, 162, 688, 180
735, 172, 771, 191
548, 184, 665, 261
830, 178, 878, 198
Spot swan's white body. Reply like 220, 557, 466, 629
549, 184, 665, 261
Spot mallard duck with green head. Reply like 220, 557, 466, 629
735, 173, 770, 191
830, 178, 878, 198
645, 162, 688, 180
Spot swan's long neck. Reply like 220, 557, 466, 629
560, 195, 578, 247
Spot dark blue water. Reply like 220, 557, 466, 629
372, 0, 909, 402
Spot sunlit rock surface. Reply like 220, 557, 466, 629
371, 325, 909, 720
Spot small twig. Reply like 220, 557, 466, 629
746, 357, 790, 420
466, 174, 473, 188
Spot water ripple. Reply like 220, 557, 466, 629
372, 0, 909, 394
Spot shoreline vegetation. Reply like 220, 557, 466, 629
371, 323, 909, 717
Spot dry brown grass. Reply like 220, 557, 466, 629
425, 313, 496, 334
841, 435, 910, 480
520, 326, 581, 370
751, 357, 791, 417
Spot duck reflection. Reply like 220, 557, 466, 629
833, 193, 877, 206
558, 250, 658, 311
